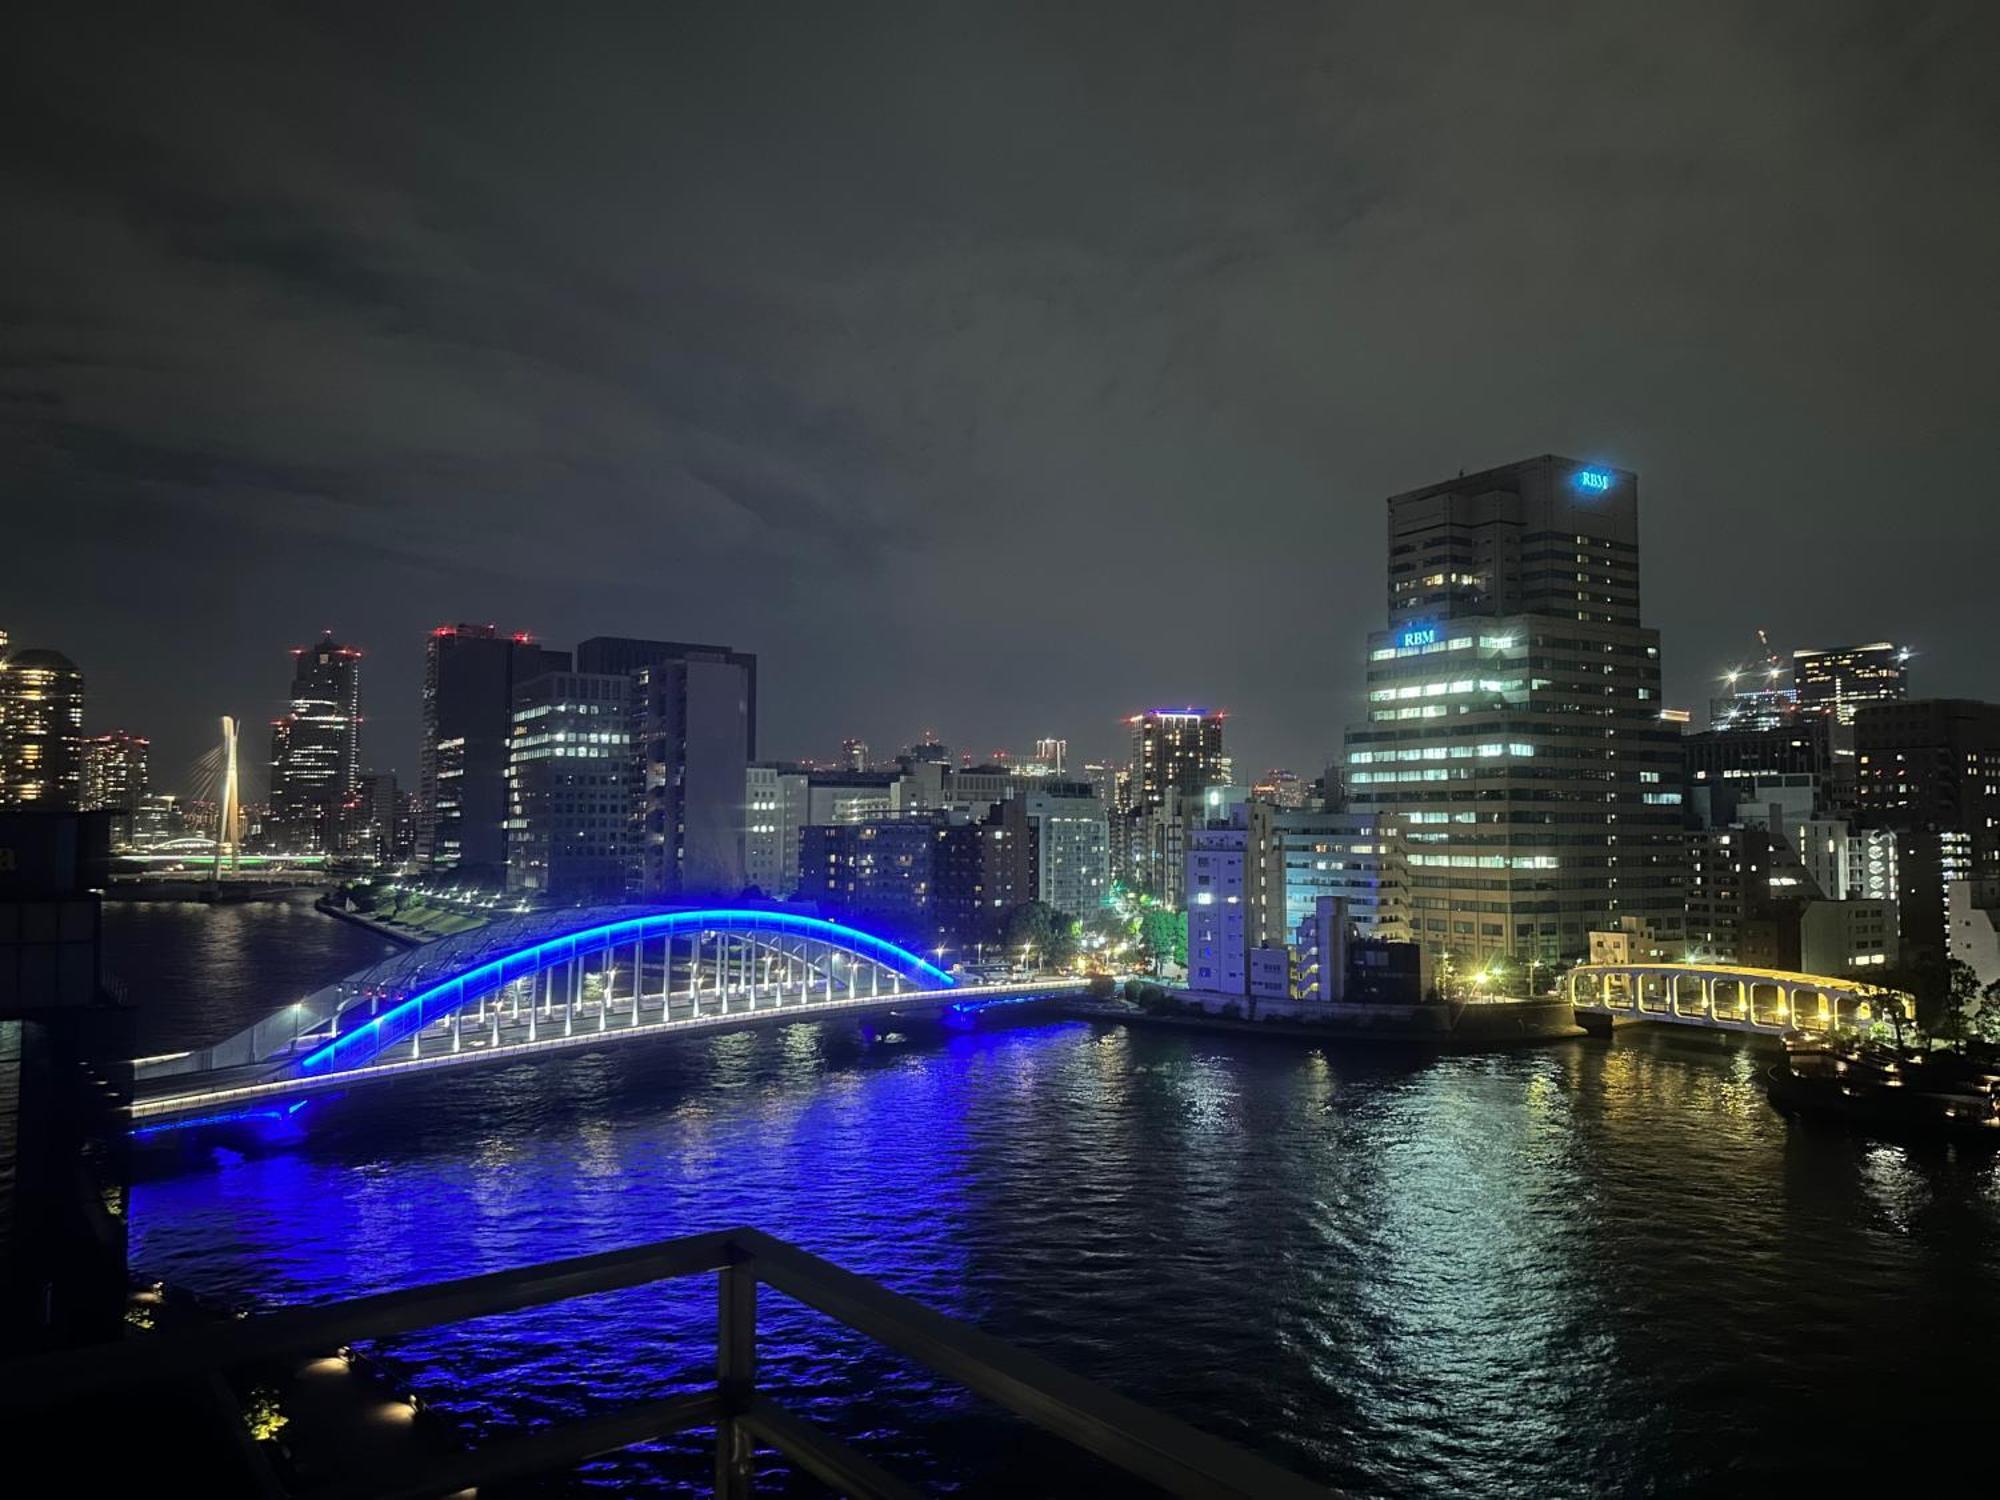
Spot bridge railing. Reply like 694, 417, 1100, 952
0, 1227, 1326, 1499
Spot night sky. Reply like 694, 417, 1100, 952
7, 3, 1997, 797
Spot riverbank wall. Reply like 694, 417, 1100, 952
1060, 992, 1584, 1048
313, 897, 430, 949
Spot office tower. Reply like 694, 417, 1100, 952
1129, 710, 1226, 809
1855, 699, 2000, 967
903, 734, 951, 766
1794, 643, 1910, 725
419, 625, 571, 880
1344, 455, 1684, 967
1033, 738, 1067, 777
506, 670, 633, 901
579, 638, 755, 899
79, 730, 149, 841
1022, 782, 1110, 918
269, 633, 362, 853
839, 738, 869, 772
0, 648, 85, 811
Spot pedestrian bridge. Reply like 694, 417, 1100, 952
1567, 961, 1910, 1036
132, 905, 1084, 1130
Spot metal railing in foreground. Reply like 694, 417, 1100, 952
0, 1226, 1329, 1499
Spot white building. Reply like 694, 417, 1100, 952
1799, 899, 1899, 976
1949, 880, 2000, 990
1274, 809, 1410, 944
1187, 823, 1249, 994
1023, 784, 1110, 918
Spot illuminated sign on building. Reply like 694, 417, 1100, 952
1576, 470, 1614, 492
1399, 625, 1439, 650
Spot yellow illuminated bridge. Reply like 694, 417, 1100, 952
1568, 962, 1910, 1035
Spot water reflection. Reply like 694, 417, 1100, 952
130, 1021, 2000, 1495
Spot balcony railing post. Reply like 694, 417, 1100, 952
716, 1247, 759, 1498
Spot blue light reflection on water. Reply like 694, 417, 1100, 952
129, 1019, 2000, 1496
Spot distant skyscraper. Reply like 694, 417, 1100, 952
1128, 710, 1226, 810
80, 730, 148, 842
1252, 768, 1309, 809
839, 737, 869, 772
269, 633, 362, 853
419, 625, 571, 880
1033, 738, 1067, 776
1793, 642, 1909, 725
0, 647, 85, 810
1344, 455, 1684, 966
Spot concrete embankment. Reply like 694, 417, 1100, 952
313, 897, 431, 949
1059, 995, 1585, 1049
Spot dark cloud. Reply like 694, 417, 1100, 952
4, 1, 1997, 790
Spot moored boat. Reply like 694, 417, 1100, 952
1764, 1050, 2000, 1146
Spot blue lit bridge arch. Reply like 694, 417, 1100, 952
129, 905, 1094, 1129
297, 907, 957, 1076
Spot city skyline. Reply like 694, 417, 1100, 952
8, 4, 1998, 786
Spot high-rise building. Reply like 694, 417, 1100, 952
269, 633, 362, 853
79, 730, 148, 831
0, 648, 85, 811
1129, 709, 1226, 809
1794, 643, 1909, 725
1032, 738, 1067, 777
1345, 455, 1684, 967
839, 737, 869, 772
591, 638, 756, 899
505, 670, 633, 901
419, 625, 571, 880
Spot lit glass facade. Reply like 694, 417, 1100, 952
1346, 456, 1685, 967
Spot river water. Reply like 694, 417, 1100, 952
107, 898, 2000, 1496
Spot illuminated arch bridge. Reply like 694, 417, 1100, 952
1568, 961, 1910, 1035
132, 906, 1083, 1129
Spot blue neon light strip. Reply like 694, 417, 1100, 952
130, 1100, 311, 1139
296, 908, 957, 1078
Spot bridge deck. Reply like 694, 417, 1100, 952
133, 980, 1086, 1125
